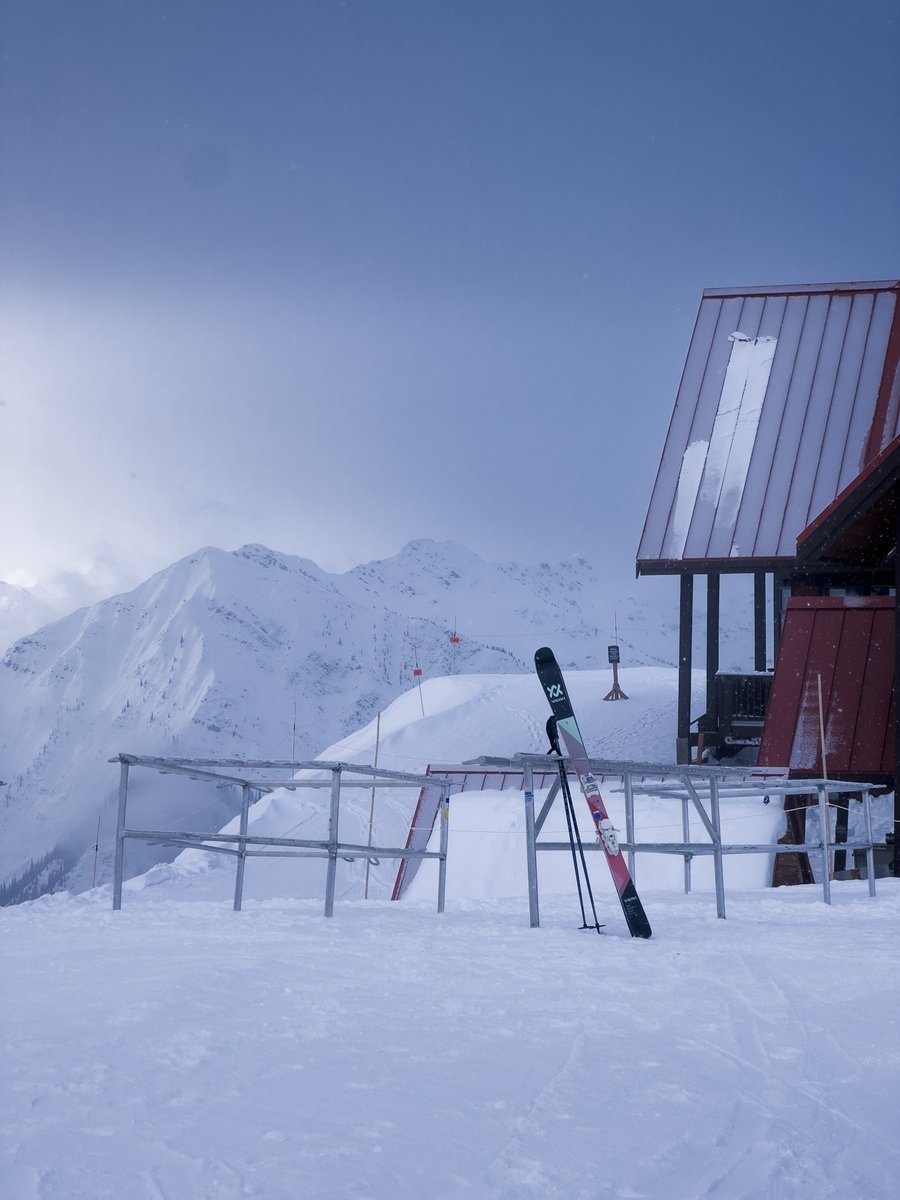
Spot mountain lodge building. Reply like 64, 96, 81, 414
637, 279, 900, 876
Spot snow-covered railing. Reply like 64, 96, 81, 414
110, 754, 452, 917
459, 756, 881, 925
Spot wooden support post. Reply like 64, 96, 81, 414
754, 572, 767, 672
705, 573, 720, 756
677, 574, 694, 765
604, 635, 628, 701
772, 573, 785, 662
895, 500, 900, 879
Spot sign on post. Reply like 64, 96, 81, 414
604, 643, 628, 701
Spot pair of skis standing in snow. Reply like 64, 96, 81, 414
534, 647, 651, 939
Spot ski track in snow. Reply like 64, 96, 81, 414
2, 884, 900, 1200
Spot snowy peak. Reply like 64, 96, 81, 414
344, 538, 487, 601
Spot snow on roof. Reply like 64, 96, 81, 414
638, 280, 900, 573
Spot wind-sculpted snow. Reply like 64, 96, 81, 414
2, 884, 899, 1199
0, 539, 754, 901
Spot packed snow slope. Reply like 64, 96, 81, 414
0, 538, 757, 902
3, 882, 899, 1199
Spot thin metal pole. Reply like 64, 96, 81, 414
233, 784, 252, 912
682, 794, 692, 895
624, 771, 636, 881
523, 761, 540, 928
437, 788, 449, 913
557, 766, 587, 926
817, 784, 832, 905
862, 789, 877, 898
681, 775, 719, 841
91, 813, 101, 889
555, 757, 602, 933
710, 775, 726, 919
323, 766, 342, 917
364, 711, 381, 899
112, 761, 129, 910
534, 777, 560, 835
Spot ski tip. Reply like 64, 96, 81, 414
534, 646, 555, 667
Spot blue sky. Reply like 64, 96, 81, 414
2, 0, 899, 604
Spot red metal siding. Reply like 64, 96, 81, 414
758, 597, 894, 778
850, 606, 894, 775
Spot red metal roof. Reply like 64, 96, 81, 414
638, 280, 900, 574
796, 434, 900, 568
757, 596, 895, 779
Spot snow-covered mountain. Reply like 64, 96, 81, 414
0, 538, 755, 903
0, 581, 56, 652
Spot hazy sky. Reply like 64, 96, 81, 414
2, 0, 899, 605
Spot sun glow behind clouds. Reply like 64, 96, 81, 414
1, 277, 615, 600
2, 568, 38, 588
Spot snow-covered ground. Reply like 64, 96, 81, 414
3, 884, 899, 1200
4, 665, 898, 1198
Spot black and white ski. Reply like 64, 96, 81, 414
535, 646, 652, 938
